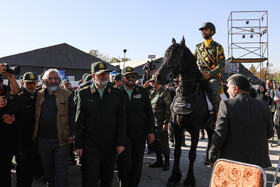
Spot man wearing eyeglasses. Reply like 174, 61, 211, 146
117, 66, 155, 187
32, 69, 75, 187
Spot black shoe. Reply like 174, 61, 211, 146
149, 160, 163, 168
200, 136, 205, 140
181, 143, 187, 147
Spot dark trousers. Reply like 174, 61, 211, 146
117, 137, 146, 187
82, 146, 116, 187
15, 150, 34, 187
0, 135, 15, 187
37, 136, 69, 187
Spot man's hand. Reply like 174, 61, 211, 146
2, 114, 15, 124
163, 124, 168, 131
68, 137, 74, 144
117, 146, 125, 155
202, 72, 211, 80
143, 81, 151, 88
0, 96, 7, 109
75, 149, 83, 157
147, 133, 155, 144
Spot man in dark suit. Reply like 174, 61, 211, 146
208, 74, 273, 168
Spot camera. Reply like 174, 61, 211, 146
143, 60, 160, 71
3, 64, 21, 75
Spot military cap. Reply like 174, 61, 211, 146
91, 61, 112, 75
114, 73, 122, 81
121, 66, 138, 76
22, 72, 39, 82
62, 79, 70, 84
82, 73, 90, 80
199, 22, 216, 34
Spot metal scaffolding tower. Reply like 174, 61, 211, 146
227, 11, 268, 80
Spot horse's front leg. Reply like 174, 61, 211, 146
167, 115, 182, 186
184, 128, 199, 187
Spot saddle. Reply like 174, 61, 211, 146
171, 93, 208, 115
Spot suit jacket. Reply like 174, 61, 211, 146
208, 93, 273, 168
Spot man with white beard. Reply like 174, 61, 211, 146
75, 62, 126, 187
32, 69, 75, 187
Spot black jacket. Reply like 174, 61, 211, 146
75, 83, 126, 149
121, 85, 155, 139
8, 88, 37, 152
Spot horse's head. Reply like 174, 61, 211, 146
157, 37, 187, 85
157, 36, 201, 85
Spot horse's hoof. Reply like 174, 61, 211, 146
183, 177, 196, 187
167, 174, 181, 186
166, 180, 178, 186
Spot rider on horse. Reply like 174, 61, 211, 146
193, 22, 226, 120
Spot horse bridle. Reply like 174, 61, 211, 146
163, 46, 199, 83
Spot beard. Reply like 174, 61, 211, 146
202, 32, 212, 39
47, 83, 59, 92
95, 77, 109, 86
125, 80, 134, 88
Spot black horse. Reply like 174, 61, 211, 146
157, 37, 215, 186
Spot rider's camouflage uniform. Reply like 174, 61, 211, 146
150, 86, 171, 155
193, 40, 226, 113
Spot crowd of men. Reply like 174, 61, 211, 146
0, 21, 276, 187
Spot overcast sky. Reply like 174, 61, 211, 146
0, 0, 279, 71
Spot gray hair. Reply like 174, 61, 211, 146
227, 74, 249, 92
41, 69, 62, 87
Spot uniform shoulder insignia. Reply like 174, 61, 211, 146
196, 42, 203, 48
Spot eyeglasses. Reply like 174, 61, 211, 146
125, 74, 136, 79
48, 77, 59, 81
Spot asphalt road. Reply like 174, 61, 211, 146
11, 132, 280, 187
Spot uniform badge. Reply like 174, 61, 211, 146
99, 63, 105, 69
107, 88, 111, 94
127, 67, 132, 71
91, 88, 95, 94
133, 94, 141, 99
205, 57, 209, 62
136, 87, 139, 93
202, 52, 206, 57
30, 73, 35, 80
30, 95, 34, 99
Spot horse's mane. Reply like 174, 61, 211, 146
181, 45, 202, 80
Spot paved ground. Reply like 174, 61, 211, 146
11, 131, 280, 187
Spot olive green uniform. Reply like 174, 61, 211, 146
150, 86, 171, 155
194, 40, 226, 112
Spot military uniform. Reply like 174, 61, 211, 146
117, 66, 155, 187
5, 72, 41, 187
194, 39, 225, 112
150, 86, 171, 156
74, 62, 126, 187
